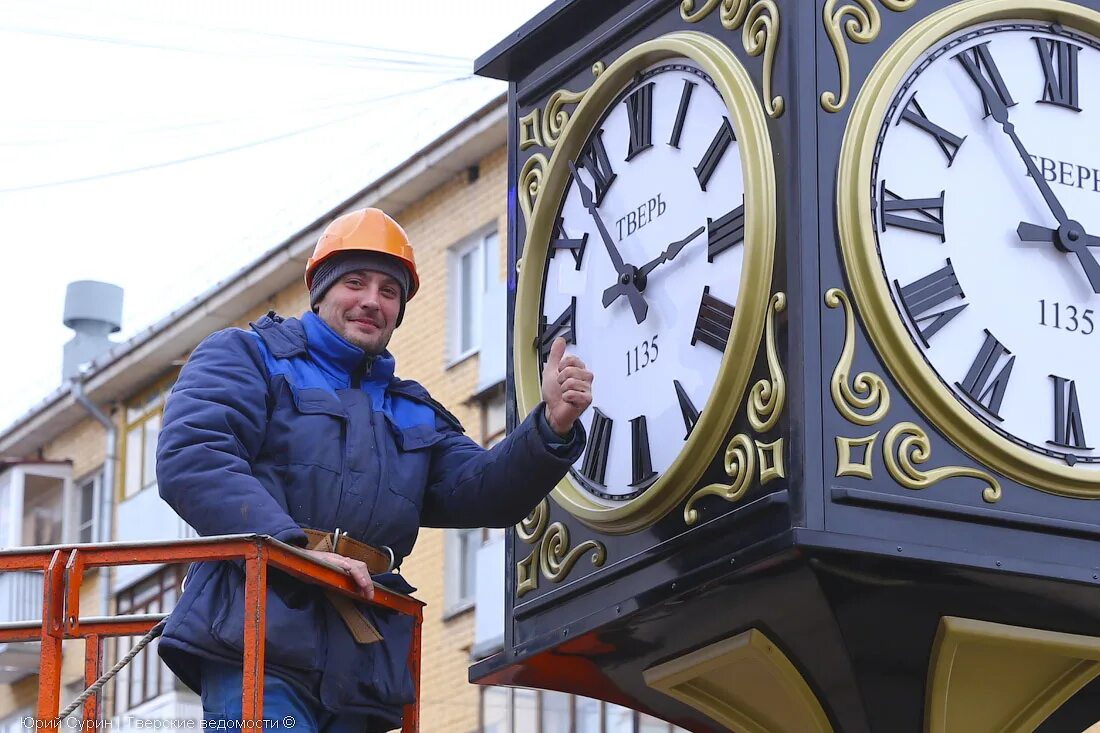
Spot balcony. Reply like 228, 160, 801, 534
0, 570, 44, 683
472, 533, 505, 661
114, 486, 197, 591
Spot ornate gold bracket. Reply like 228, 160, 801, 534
515, 499, 607, 598
820, 0, 917, 113
680, 0, 784, 118
517, 63, 607, 229
685, 292, 787, 525
825, 287, 1002, 503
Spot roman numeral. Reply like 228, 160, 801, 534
956, 41, 1017, 118
669, 79, 697, 149
692, 287, 734, 352
629, 415, 657, 488
551, 217, 588, 270
674, 380, 700, 440
580, 409, 612, 486
625, 81, 654, 161
1049, 375, 1090, 454
537, 297, 576, 363
899, 95, 966, 166
956, 330, 1015, 420
578, 130, 617, 206
1034, 37, 1081, 111
707, 201, 746, 262
894, 259, 969, 347
879, 183, 945, 241
695, 117, 735, 191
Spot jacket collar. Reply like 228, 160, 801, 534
250, 311, 396, 387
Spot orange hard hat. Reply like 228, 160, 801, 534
305, 208, 419, 299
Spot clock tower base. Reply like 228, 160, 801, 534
472, 538, 1100, 732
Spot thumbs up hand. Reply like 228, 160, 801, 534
541, 337, 594, 437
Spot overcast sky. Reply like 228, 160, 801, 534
0, 0, 552, 428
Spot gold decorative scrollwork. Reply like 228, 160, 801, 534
540, 524, 607, 583
517, 498, 549, 543
681, 0, 784, 118
885, 422, 1003, 503
515, 499, 606, 597
685, 434, 755, 525
756, 438, 785, 485
518, 110, 544, 151
836, 433, 878, 479
825, 288, 890, 426
518, 153, 549, 234
683, 291, 787, 524
748, 292, 786, 432
826, 287, 1004, 500
516, 64, 606, 229
820, 0, 917, 112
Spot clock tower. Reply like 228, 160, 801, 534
475, 2, 1100, 731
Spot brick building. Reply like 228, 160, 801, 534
0, 96, 685, 733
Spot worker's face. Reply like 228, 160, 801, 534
316, 270, 402, 355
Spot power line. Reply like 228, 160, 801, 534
3, 0, 475, 64
0, 24, 472, 72
0, 77, 480, 194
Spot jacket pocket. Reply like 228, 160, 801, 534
263, 382, 345, 473
210, 564, 326, 673
320, 573, 418, 710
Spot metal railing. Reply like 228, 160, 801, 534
0, 535, 425, 732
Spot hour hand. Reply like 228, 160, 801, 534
1017, 222, 1100, 248
1019, 221, 1100, 293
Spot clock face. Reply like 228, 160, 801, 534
539, 60, 747, 505
867, 18, 1100, 479
514, 32, 775, 531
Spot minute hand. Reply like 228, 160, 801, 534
638, 226, 706, 278
970, 67, 1069, 225
568, 161, 648, 323
569, 161, 628, 272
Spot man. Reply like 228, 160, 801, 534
155, 208, 593, 733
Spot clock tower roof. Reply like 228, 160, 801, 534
474, 0, 632, 82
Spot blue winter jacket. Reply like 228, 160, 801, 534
155, 312, 584, 730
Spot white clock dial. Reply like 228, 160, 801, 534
873, 21, 1100, 471
539, 60, 746, 504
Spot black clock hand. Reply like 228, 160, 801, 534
602, 226, 704, 308
974, 72, 1071, 226
637, 226, 706, 278
1018, 222, 1100, 292
568, 160, 649, 323
972, 71, 1100, 292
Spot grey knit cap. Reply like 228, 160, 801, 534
309, 251, 412, 325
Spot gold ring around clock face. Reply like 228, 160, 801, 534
514, 31, 776, 533
838, 0, 1100, 497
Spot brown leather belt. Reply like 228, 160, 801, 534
302, 528, 395, 645
302, 528, 395, 574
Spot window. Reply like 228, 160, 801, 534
478, 689, 691, 733
444, 385, 508, 616
122, 376, 175, 500
448, 227, 499, 362
0, 462, 72, 549
479, 384, 507, 448
112, 565, 185, 714
444, 525, 503, 616
77, 474, 98, 544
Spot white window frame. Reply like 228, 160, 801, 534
0, 462, 73, 549
447, 226, 499, 365
76, 471, 101, 544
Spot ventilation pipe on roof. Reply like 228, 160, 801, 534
64, 280, 123, 620
62, 281, 123, 382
